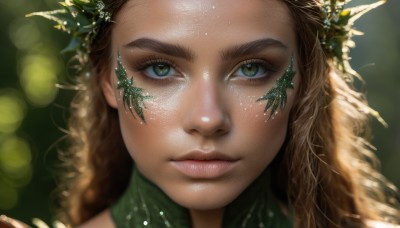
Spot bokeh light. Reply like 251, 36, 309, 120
9, 18, 41, 51
0, 134, 33, 210
0, 0, 398, 225
0, 90, 26, 134
19, 53, 60, 107
0, 135, 32, 184
0, 182, 19, 210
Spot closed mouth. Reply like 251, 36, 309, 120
171, 150, 239, 178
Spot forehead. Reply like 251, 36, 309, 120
113, 0, 295, 51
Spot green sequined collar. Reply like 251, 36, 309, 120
111, 166, 293, 227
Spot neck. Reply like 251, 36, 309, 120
190, 208, 224, 228
111, 166, 293, 227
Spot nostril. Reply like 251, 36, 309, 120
215, 128, 229, 136
187, 126, 229, 137
184, 114, 231, 137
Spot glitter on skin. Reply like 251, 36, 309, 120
256, 56, 296, 119
115, 51, 153, 122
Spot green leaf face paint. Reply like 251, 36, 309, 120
115, 51, 153, 122
257, 57, 296, 119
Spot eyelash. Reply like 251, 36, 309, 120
132, 56, 180, 84
132, 56, 278, 84
231, 59, 278, 83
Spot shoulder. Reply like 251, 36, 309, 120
78, 209, 115, 228
366, 220, 400, 228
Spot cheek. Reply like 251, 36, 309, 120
233, 79, 298, 163
117, 99, 181, 163
238, 104, 289, 162
118, 113, 142, 160
117, 69, 298, 174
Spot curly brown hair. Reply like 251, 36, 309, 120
58, 0, 400, 227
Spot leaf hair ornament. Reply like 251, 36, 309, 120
320, 0, 385, 78
26, 0, 112, 75
257, 57, 296, 119
115, 51, 153, 122
27, 0, 386, 124
27, 0, 384, 79
320, 0, 388, 126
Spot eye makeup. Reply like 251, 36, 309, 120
132, 56, 182, 83
256, 56, 296, 119
230, 58, 279, 84
127, 53, 281, 86
119, 49, 292, 117
115, 51, 153, 122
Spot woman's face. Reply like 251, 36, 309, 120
103, 0, 299, 211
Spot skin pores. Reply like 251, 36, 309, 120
102, 0, 299, 224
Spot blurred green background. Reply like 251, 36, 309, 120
0, 0, 399, 225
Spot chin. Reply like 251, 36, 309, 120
161, 181, 246, 211
177, 197, 231, 211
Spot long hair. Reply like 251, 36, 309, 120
278, 1, 400, 226
58, 0, 129, 224
58, 0, 400, 227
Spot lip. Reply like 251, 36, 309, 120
171, 151, 239, 178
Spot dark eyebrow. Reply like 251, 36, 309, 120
221, 38, 287, 60
123, 38, 195, 61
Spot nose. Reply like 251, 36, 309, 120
182, 77, 231, 138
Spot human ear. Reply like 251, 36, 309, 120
101, 69, 118, 109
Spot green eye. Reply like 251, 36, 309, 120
240, 63, 260, 77
234, 60, 270, 79
142, 62, 177, 79
152, 64, 171, 77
